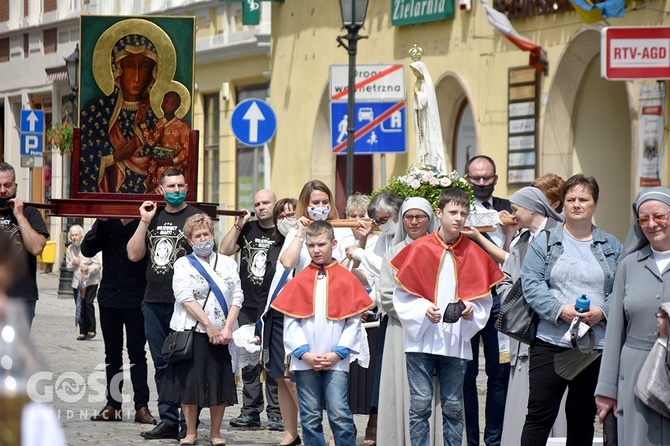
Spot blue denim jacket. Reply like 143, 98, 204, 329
520, 224, 622, 347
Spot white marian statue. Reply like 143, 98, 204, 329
410, 47, 447, 174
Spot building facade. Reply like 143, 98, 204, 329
269, 0, 669, 241
0, 0, 272, 262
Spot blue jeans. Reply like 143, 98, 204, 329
142, 301, 180, 427
294, 369, 355, 446
25, 299, 36, 329
406, 352, 467, 446
464, 295, 509, 446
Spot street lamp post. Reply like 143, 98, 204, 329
57, 44, 79, 298
65, 44, 79, 126
337, 0, 368, 207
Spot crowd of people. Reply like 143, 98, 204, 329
5, 154, 670, 446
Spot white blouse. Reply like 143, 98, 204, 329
170, 252, 244, 333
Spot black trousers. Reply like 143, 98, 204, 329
237, 305, 280, 419
520, 339, 601, 446
98, 305, 150, 411
73, 285, 98, 335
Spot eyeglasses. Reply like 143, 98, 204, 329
372, 215, 391, 226
637, 211, 670, 226
403, 214, 429, 223
467, 175, 496, 184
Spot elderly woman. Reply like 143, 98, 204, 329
341, 193, 378, 275
160, 214, 243, 446
346, 191, 405, 283
497, 188, 563, 444
343, 190, 403, 445
66, 224, 101, 341
519, 174, 622, 445
377, 197, 439, 445
595, 187, 670, 445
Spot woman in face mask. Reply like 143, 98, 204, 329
343, 190, 403, 445
66, 224, 102, 341
160, 213, 242, 446
280, 180, 345, 272
256, 198, 304, 446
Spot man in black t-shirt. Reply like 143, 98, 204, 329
220, 189, 283, 430
82, 218, 155, 425
0, 162, 48, 329
127, 168, 202, 441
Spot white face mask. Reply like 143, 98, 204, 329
277, 218, 297, 237
307, 206, 330, 221
192, 239, 215, 257
378, 219, 398, 235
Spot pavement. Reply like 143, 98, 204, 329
29, 271, 492, 445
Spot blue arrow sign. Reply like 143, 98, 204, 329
20, 109, 45, 156
231, 99, 277, 146
330, 101, 406, 154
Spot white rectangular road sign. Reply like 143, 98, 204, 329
330, 64, 405, 102
601, 27, 670, 80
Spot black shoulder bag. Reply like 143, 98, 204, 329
161, 257, 216, 363
495, 230, 550, 345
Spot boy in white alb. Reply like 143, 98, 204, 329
390, 188, 504, 446
271, 221, 374, 446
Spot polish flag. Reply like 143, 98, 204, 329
479, 0, 548, 74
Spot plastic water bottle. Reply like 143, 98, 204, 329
575, 294, 591, 313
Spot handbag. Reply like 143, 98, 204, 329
634, 305, 670, 418
554, 320, 601, 380
495, 277, 538, 344
495, 231, 550, 345
161, 328, 195, 363
161, 263, 213, 364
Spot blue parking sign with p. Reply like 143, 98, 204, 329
20, 109, 45, 156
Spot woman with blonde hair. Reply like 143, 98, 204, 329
281, 180, 344, 271
160, 213, 243, 446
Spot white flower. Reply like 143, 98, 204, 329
459, 177, 467, 184
421, 173, 431, 183
411, 179, 421, 189
429, 177, 439, 186
440, 177, 452, 187
406, 175, 415, 183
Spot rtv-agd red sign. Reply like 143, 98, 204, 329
601, 27, 670, 80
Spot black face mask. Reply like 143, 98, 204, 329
472, 183, 495, 202
443, 300, 466, 324
0, 194, 15, 209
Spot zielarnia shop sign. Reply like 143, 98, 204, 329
392, 0, 455, 26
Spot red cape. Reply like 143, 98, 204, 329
271, 260, 374, 321
390, 232, 504, 304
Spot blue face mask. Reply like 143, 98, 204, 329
164, 191, 186, 207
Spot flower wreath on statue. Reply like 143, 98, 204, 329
372, 165, 502, 228
373, 164, 475, 211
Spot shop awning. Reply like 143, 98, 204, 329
45, 65, 68, 83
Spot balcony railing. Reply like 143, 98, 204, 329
493, 0, 578, 19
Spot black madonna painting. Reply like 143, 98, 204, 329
76, 16, 195, 199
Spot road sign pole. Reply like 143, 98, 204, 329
345, 32, 357, 207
